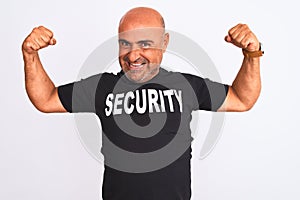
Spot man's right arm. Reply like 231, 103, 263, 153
22, 26, 67, 113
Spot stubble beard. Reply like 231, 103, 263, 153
125, 65, 160, 83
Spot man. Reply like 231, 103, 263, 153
22, 7, 262, 200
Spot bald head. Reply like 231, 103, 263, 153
117, 7, 169, 83
119, 7, 165, 33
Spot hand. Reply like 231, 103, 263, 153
225, 24, 259, 52
22, 26, 56, 54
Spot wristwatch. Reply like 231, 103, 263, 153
242, 42, 264, 58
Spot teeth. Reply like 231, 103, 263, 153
130, 63, 143, 67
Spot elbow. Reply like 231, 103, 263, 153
239, 99, 258, 112
34, 104, 53, 113
241, 91, 261, 112
241, 104, 254, 112
39, 109, 53, 114
26, 96, 52, 113
26, 87, 63, 113
223, 86, 260, 112
34, 103, 66, 113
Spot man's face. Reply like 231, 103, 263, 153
118, 28, 169, 83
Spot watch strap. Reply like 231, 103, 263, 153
242, 43, 264, 58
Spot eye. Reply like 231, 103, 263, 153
140, 42, 151, 48
119, 40, 131, 48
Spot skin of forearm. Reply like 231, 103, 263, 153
23, 51, 56, 112
231, 57, 261, 110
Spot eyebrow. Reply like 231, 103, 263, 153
118, 39, 130, 44
136, 40, 154, 45
118, 39, 155, 45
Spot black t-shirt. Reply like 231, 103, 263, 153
58, 68, 228, 200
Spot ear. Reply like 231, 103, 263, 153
162, 33, 169, 53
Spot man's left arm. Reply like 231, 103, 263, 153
218, 23, 263, 112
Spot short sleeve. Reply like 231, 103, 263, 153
58, 74, 101, 113
183, 74, 229, 111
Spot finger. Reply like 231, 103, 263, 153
229, 25, 246, 42
49, 38, 56, 45
38, 26, 54, 39
40, 33, 52, 44
238, 29, 259, 51
26, 40, 40, 51
229, 24, 252, 46
243, 37, 258, 51
33, 36, 49, 49
33, 26, 55, 46
229, 25, 253, 48
240, 36, 252, 49
226, 23, 260, 51
232, 31, 249, 47
224, 35, 232, 43
40, 27, 56, 45
228, 24, 243, 39
32, 42, 41, 51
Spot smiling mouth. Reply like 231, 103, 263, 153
128, 63, 146, 70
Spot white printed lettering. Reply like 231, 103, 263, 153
163, 90, 174, 112
124, 91, 135, 114
148, 89, 160, 113
104, 89, 183, 116
136, 89, 147, 114
173, 90, 183, 112
105, 93, 114, 116
113, 93, 124, 115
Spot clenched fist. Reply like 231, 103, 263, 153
225, 24, 260, 52
22, 26, 56, 54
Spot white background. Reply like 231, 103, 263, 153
1, 0, 299, 199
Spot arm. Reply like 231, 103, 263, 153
22, 26, 66, 113
218, 24, 262, 112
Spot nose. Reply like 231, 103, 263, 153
126, 48, 142, 63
